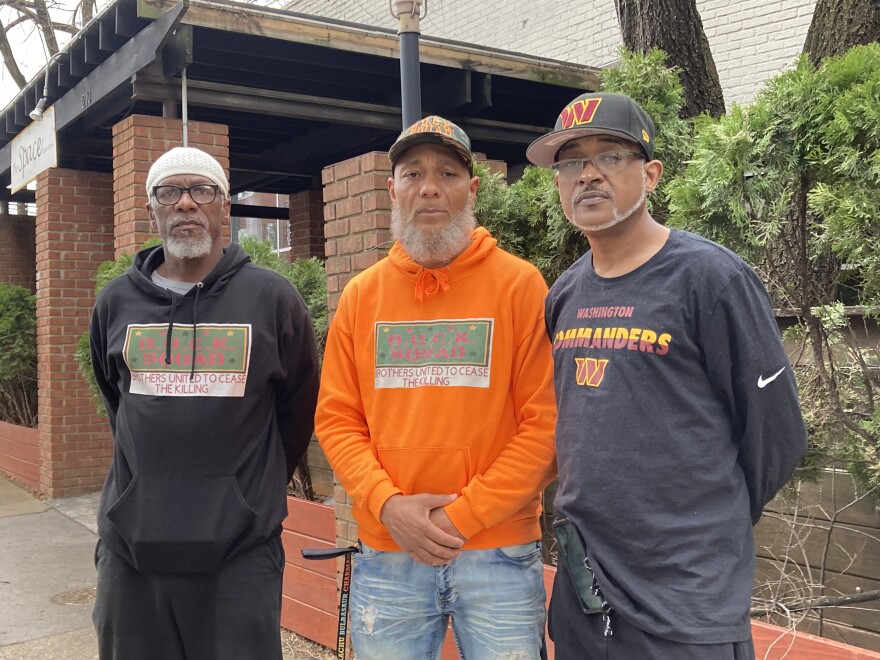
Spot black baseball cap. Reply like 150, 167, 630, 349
388, 116, 473, 172
526, 92, 655, 167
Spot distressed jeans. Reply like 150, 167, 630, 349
350, 542, 547, 660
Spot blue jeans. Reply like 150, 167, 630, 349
350, 542, 547, 660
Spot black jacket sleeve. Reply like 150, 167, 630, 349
89, 297, 121, 432
701, 267, 808, 524
276, 287, 320, 484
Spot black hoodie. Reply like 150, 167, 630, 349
90, 243, 319, 574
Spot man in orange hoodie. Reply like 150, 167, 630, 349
316, 116, 557, 659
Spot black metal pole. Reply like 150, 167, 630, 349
393, 1, 423, 129
399, 31, 422, 128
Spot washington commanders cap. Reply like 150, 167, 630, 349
526, 92, 655, 167
388, 116, 473, 172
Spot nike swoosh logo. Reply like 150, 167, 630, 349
757, 367, 786, 388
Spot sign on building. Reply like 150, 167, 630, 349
10, 106, 58, 193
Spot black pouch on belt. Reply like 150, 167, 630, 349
553, 518, 605, 614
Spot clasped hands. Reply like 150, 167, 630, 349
379, 493, 465, 566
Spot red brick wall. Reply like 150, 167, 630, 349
34, 168, 115, 498
319, 151, 394, 550
0, 421, 40, 491
322, 151, 392, 315
112, 116, 229, 258
0, 213, 36, 292
289, 189, 324, 261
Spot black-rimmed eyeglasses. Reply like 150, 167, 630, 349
152, 184, 221, 206
552, 151, 644, 182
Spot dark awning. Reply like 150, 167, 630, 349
0, 0, 600, 203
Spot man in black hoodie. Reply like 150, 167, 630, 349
89, 147, 320, 660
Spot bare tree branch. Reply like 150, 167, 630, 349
0, 20, 26, 89
751, 589, 880, 616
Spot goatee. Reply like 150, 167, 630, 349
162, 217, 214, 260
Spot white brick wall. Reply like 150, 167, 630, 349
287, 0, 816, 106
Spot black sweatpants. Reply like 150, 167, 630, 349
548, 562, 756, 660
92, 536, 285, 660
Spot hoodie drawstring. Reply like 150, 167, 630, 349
414, 268, 450, 303
164, 292, 177, 365
163, 284, 202, 378
190, 283, 202, 379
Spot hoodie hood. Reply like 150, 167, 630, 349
127, 242, 251, 375
389, 226, 497, 302
128, 242, 251, 298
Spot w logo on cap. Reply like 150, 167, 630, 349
559, 98, 603, 129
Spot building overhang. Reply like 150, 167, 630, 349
0, 0, 600, 203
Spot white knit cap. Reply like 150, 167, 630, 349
145, 147, 229, 197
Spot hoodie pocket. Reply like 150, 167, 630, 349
107, 473, 257, 574
376, 447, 472, 495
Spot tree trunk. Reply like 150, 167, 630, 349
614, 0, 725, 118
80, 0, 97, 25
804, 0, 880, 65
33, 0, 59, 55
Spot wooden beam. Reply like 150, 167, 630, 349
0, 0, 188, 179
144, 0, 599, 89
84, 33, 102, 65
230, 203, 290, 220
133, 78, 402, 128
99, 17, 126, 52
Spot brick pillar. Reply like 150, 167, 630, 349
35, 169, 115, 497
319, 151, 393, 547
288, 189, 324, 261
112, 116, 229, 257
476, 155, 508, 181
0, 213, 36, 292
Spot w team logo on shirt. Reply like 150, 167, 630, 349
574, 357, 608, 387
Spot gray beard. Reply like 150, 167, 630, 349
162, 217, 214, 260
391, 205, 476, 268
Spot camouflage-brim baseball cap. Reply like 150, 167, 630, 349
526, 92, 655, 167
388, 116, 473, 172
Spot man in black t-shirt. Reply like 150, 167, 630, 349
526, 93, 807, 659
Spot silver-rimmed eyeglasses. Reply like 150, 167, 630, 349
152, 184, 221, 206
552, 151, 644, 182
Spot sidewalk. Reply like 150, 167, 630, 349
0, 475, 332, 660
0, 476, 98, 660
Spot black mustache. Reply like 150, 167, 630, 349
573, 188, 610, 204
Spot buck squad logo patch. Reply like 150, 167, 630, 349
123, 323, 252, 397
374, 318, 493, 389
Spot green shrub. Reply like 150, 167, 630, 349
666, 44, 880, 498
238, 236, 329, 351
0, 285, 37, 427
475, 163, 587, 285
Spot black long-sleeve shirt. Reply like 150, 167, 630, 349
546, 229, 806, 643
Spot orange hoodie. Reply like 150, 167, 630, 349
315, 227, 557, 551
